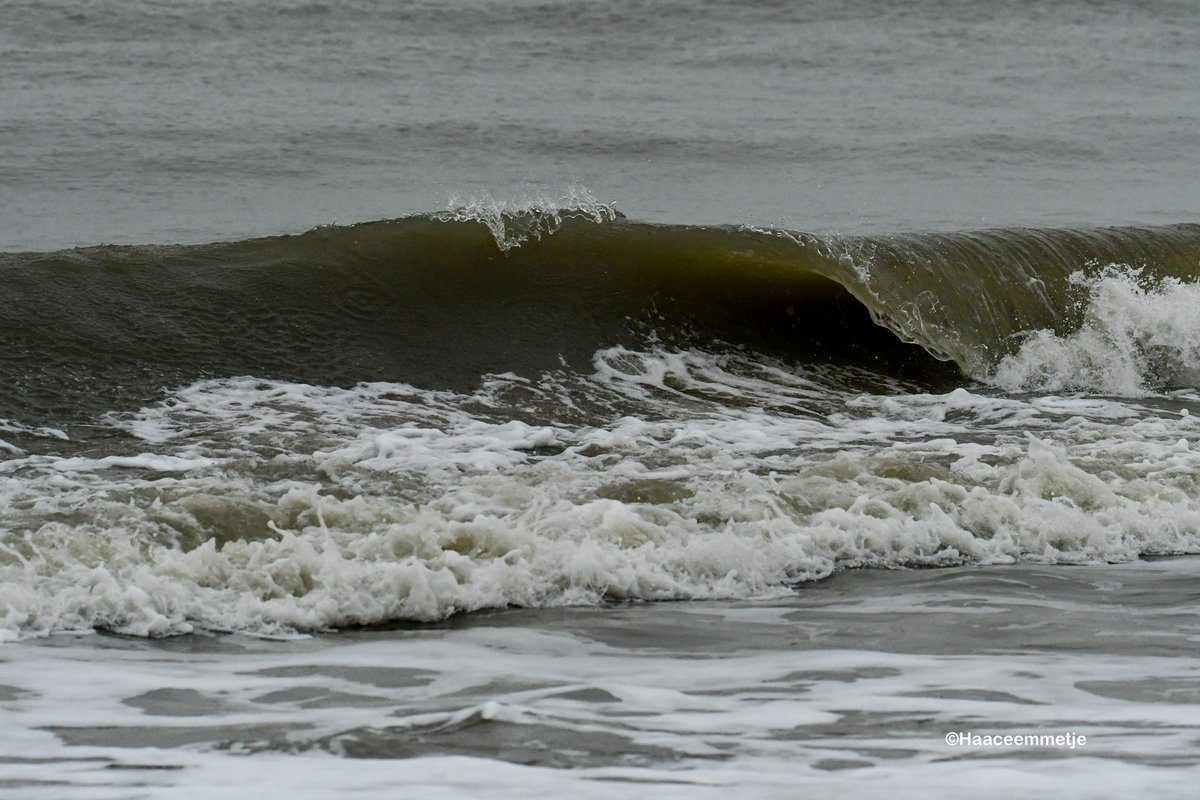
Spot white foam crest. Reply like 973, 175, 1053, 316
990, 267, 1200, 395
3, 349, 1200, 640
440, 182, 618, 252
0, 417, 70, 454
47, 453, 217, 473
318, 420, 561, 477
0, 418, 69, 440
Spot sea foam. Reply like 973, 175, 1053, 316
2, 348, 1199, 640
990, 267, 1200, 395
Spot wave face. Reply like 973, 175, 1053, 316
4, 213, 1200, 428
3, 211, 1200, 639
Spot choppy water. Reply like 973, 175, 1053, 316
3, 0, 1200, 796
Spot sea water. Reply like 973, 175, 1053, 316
2, 1, 1200, 797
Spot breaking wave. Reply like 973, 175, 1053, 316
3, 203, 1200, 639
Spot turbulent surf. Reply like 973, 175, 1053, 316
3, 207, 1200, 639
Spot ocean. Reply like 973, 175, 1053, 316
2, 0, 1200, 796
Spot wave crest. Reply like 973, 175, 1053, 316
989, 267, 1200, 395
437, 183, 620, 252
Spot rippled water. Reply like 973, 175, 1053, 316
4, 0, 1200, 250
